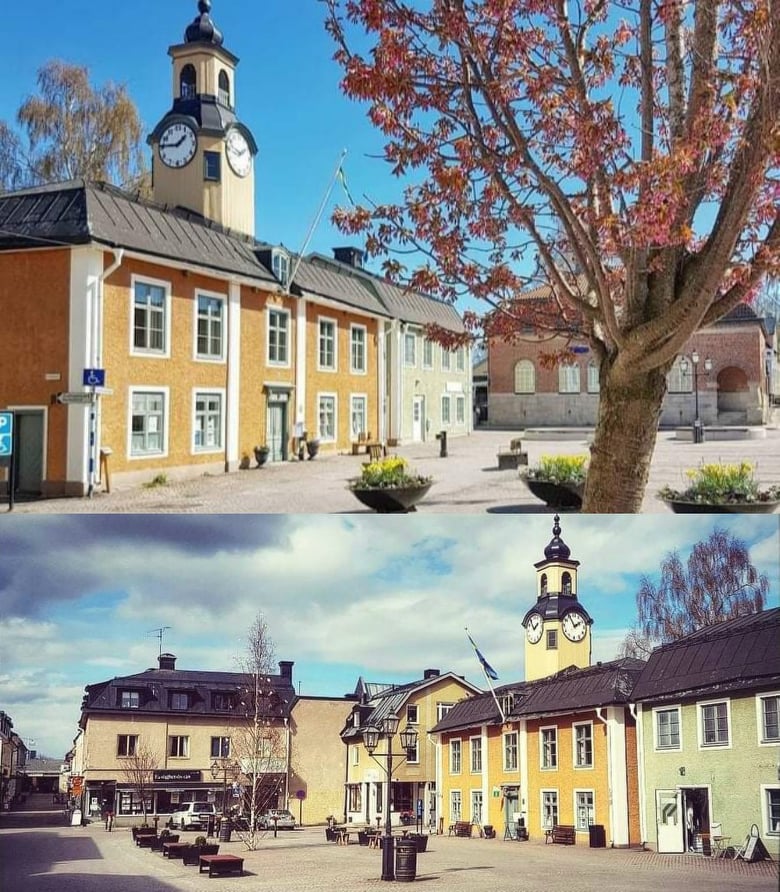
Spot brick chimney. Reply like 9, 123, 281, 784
279, 660, 294, 682
333, 246, 364, 268
423, 668, 440, 679
158, 653, 176, 670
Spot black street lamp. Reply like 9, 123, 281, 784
680, 351, 712, 443
363, 712, 418, 882
210, 757, 240, 817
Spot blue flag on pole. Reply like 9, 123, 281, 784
467, 632, 499, 680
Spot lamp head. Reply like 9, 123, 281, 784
691, 350, 699, 365
210, 759, 219, 780
363, 726, 380, 753
399, 726, 418, 750
704, 357, 713, 372
382, 712, 400, 737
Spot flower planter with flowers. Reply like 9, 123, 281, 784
659, 461, 780, 513
348, 456, 433, 513
520, 454, 587, 508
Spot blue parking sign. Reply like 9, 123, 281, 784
0, 411, 13, 457
83, 368, 106, 387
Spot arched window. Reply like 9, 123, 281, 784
514, 359, 536, 394
667, 355, 693, 393
562, 572, 572, 595
180, 64, 196, 99
218, 70, 231, 107
540, 573, 548, 596
558, 362, 580, 393
586, 360, 600, 393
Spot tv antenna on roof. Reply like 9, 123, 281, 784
148, 626, 172, 657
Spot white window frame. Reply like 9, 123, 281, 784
130, 274, 171, 358
573, 721, 594, 768
437, 703, 454, 722
350, 324, 367, 374
404, 332, 417, 367
121, 691, 140, 709
653, 705, 682, 751
272, 250, 290, 289
470, 735, 482, 773
171, 692, 189, 711
667, 355, 694, 393
698, 698, 732, 749
441, 394, 451, 426
574, 789, 595, 832
406, 738, 420, 764
441, 346, 451, 371
350, 394, 367, 440
470, 789, 483, 824
503, 731, 518, 772
117, 734, 138, 757
318, 316, 338, 372
317, 393, 337, 442
128, 386, 169, 460
456, 346, 465, 372
450, 790, 462, 822
540, 726, 558, 770
168, 735, 189, 758
586, 360, 600, 393
757, 692, 780, 745
406, 705, 419, 725
761, 785, 780, 836
449, 738, 462, 774
513, 360, 535, 394
455, 395, 465, 425
541, 789, 559, 830
422, 338, 434, 369
352, 744, 359, 766
193, 289, 226, 362
267, 307, 291, 367
558, 362, 581, 393
192, 388, 225, 454
210, 736, 231, 759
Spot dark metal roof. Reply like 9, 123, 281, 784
0, 180, 278, 285
431, 691, 504, 734
631, 607, 780, 703
185, 0, 224, 46
290, 255, 389, 317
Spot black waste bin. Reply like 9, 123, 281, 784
435, 430, 448, 457
395, 839, 417, 882
218, 818, 232, 842
589, 824, 606, 848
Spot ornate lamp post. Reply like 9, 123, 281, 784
363, 712, 418, 882
680, 351, 713, 443
210, 757, 240, 817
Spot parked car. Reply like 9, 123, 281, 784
169, 801, 217, 830
256, 809, 296, 830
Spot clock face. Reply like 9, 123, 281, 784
158, 122, 197, 169
562, 611, 587, 642
226, 130, 251, 177
526, 613, 543, 644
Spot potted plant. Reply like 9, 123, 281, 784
658, 461, 780, 513
306, 437, 321, 460
253, 444, 270, 467
520, 454, 587, 508
348, 456, 433, 513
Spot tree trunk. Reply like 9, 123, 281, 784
583, 365, 668, 512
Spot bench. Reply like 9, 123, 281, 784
182, 843, 219, 866
546, 825, 576, 845
449, 821, 473, 838
497, 438, 528, 470
199, 854, 244, 877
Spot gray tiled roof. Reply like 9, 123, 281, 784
0, 180, 278, 284
291, 255, 389, 317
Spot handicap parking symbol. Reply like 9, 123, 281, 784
82, 368, 106, 387
0, 412, 13, 457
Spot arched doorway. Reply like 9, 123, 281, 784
716, 366, 749, 421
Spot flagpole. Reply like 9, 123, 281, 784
465, 627, 506, 723
287, 148, 348, 293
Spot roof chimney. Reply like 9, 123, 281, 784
158, 653, 176, 671
423, 669, 440, 680
279, 660, 294, 682
333, 246, 364, 268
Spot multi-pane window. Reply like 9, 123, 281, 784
133, 280, 166, 353
406, 738, 419, 763
131, 391, 165, 456
441, 395, 451, 425
514, 360, 535, 393
318, 395, 336, 441
701, 701, 729, 746
456, 396, 465, 424
558, 362, 581, 393
587, 361, 600, 393
574, 723, 594, 767
760, 695, 780, 742
350, 396, 367, 439
204, 151, 221, 181
213, 693, 232, 711
196, 295, 224, 359
541, 790, 559, 829
456, 347, 465, 371
441, 347, 451, 371
667, 355, 693, 392
117, 734, 138, 757
319, 319, 336, 369
171, 692, 189, 711
422, 339, 434, 369
218, 69, 231, 107
348, 784, 362, 812
211, 737, 231, 758
268, 309, 289, 364
575, 791, 595, 831
471, 790, 483, 823
350, 325, 366, 372
450, 739, 462, 773
562, 572, 572, 595
404, 333, 417, 366
503, 732, 518, 771
168, 736, 189, 758
450, 790, 462, 821
272, 252, 289, 289
470, 737, 482, 773
656, 708, 681, 750
541, 728, 558, 769
766, 789, 780, 835
546, 629, 558, 650
121, 691, 140, 709
407, 705, 419, 724
194, 393, 222, 451
437, 703, 454, 721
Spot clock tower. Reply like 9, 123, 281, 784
522, 516, 593, 681
148, 0, 257, 236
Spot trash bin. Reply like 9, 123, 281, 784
218, 818, 232, 842
589, 824, 606, 848
435, 430, 448, 457
395, 839, 417, 882
692, 419, 704, 444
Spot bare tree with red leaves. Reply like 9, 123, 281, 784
323, 0, 779, 512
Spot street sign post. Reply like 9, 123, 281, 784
82, 368, 106, 387
56, 392, 96, 405
0, 411, 14, 511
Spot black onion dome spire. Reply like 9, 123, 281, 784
543, 514, 571, 561
185, 0, 224, 45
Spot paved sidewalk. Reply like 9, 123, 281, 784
6, 428, 780, 514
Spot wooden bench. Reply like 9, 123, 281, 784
198, 853, 244, 877
546, 824, 576, 845
449, 821, 473, 837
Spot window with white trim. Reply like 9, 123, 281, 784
437, 703, 454, 721
131, 391, 166, 457
196, 293, 224, 359
133, 279, 167, 354
456, 395, 465, 424
667, 355, 693, 393
699, 700, 730, 747
441, 395, 451, 425
351, 745, 359, 766
541, 727, 557, 769
575, 790, 595, 831
407, 705, 419, 725
117, 734, 138, 757
272, 251, 289, 289
404, 333, 417, 366
422, 338, 433, 369
121, 690, 140, 709
318, 394, 336, 441
168, 735, 189, 758
655, 707, 681, 750
574, 722, 593, 767
450, 790, 462, 821
348, 784, 362, 812
210, 737, 230, 758
441, 347, 451, 371
450, 739, 462, 774
759, 694, 780, 743
586, 360, 600, 393
456, 347, 465, 371
541, 790, 558, 829
514, 360, 535, 393
350, 325, 366, 373
193, 392, 223, 452
558, 362, 581, 393
470, 736, 482, 773
471, 789, 483, 823
546, 629, 558, 650
503, 732, 518, 771
406, 737, 419, 764
171, 692, 189, 711
267, 308, 290, 365
350, 395, 367, 439
764, 787, 780, 835
318, 318, 337, 370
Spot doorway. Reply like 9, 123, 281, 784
12, 409, 45, 495
412, 396, 424, 442
266, 401, 287, 462
655, 787, 710, 854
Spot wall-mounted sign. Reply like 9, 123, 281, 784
153, 770, 202, 783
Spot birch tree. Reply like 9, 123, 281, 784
119, 744, 160, 825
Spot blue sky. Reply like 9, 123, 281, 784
0, 1, 388, 262
0, 514, 777, 759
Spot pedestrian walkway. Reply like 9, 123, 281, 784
6, 428, 780, 514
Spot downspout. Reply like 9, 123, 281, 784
631, 702, 648, 847
594, 707, 615, 846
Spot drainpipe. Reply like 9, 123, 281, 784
594, 707, 615, 846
